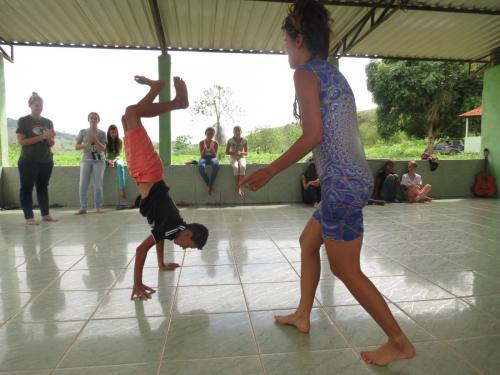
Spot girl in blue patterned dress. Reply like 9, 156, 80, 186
241, 0, 415, 366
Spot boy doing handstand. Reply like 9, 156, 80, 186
122, 75, 208, 300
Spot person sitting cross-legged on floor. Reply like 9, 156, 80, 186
401, 161, 432, 203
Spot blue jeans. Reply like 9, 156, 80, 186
79, 160, 106, 209
198, 156, 219, 188
18, 157, 54, 219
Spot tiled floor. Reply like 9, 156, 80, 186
1, 199, 500, 374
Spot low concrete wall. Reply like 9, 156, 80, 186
0, 159, 486, 208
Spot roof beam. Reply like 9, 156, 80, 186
148, 0, 168, 53
249, 1, 500, 16
332, 0, 398, 56
0, 44, 14, 63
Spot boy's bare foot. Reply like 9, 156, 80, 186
96, 208, 104, 214
159, 263, 180, 271
274, 312, 310, 333
74, 209, 87, 215
134, 75, 165, 90
26, 218, 39, 225
361, 336, 416, 366
42, 215, 58, 222
173, 76, 189, 109
208, 187, 213, 196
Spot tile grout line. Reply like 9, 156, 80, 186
48, 225, 125, 375
232, 244, 268, 375
156, 248, 187, 375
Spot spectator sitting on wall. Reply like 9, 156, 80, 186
198, 126, 219, 196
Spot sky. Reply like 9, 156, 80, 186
3, 46, 376, 142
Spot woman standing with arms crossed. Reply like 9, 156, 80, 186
241, 0, 415, 366
75, 112, 107, 214
16, 92, 58, 225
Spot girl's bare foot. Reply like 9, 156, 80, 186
26, 218, 39, 225
42, 215, 58, 222
237, 188, 245, 197
361, 336, 416, 366
75, 209, 87, 215
274, 312, 310, 333
120, 189, 126, 199
173, 77, 189, 109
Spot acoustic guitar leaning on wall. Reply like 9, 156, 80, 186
473, 148, 497, 197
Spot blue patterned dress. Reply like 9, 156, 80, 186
300, 59, 373, 241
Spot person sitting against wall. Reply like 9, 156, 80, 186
301, 159, 321, 208
16, 92, 58, 225
105, 124, 131, 207
75, 112, 107, 214
401, 160, 432, 203
373, 160, 402, 203
198, 126, 219, 196
226, 126, 248, 197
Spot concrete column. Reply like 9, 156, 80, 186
0, 57, 8, 166
480, 62, 500, 187
158, 53, 171, 166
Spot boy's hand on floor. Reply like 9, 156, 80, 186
131, 283, 156, 300
159, 263, 180, 271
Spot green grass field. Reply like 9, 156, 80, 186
8, 141, 479, 167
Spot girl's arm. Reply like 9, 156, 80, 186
225, 142, 232, 156
301, 175, 309, 190
17, 132, 51, 146
241, 69, 323, 190
75, 131, 87, 150
94, 133, 107, 152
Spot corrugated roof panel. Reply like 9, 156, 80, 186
422, 0, 500, 10
0, 0, 499, 60
351, 10, 500, 60
0, 0, 158, 47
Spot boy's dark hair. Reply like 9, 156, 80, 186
282, 0, 332, 60
205, 126, 215, 135
186, 223, 209, 249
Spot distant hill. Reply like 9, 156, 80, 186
8, 117, 78, 151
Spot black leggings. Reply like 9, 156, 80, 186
18, 157, 54, 219
302, 186, 321, 204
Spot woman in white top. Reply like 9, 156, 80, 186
401, 161, 432, 202
225, 126, 248, 197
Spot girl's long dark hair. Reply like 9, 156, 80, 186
106, 124, 121, 154
283, 0, 333, 120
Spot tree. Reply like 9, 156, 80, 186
191, 85, 241, 146
173, 135, 193, 153
366, 60, 483, 152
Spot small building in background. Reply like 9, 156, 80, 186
459, 106, 482, 153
